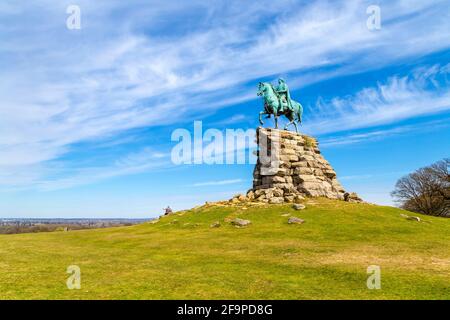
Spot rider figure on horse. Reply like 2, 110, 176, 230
257, 79, 303, 132
275, 78, 293, 113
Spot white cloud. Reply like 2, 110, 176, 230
191, 179, 244, 187
210, 114, 249, 126
306, 64, 450, 136
0, 147, 171, 191
319, 118, 450, 147
1, 0, 450, 189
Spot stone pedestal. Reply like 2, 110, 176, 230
248, 127, 347, 203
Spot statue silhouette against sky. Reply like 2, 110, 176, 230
257, 78, 303, 132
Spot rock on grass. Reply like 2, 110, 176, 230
288, 217, 305, 224
210, 221, 221, 228
230, 218, 251, 227
400, 214, 422, 222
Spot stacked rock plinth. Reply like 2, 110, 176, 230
247, 127, 347, 203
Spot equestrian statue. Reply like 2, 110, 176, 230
257, 78, 303, 133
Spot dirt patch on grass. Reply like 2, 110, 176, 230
317, 246, 450, 272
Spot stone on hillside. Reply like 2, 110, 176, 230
246, 190, 255, 200
237, 194, 247, 202
269, 197, 284, 204
254, 189, 265, 197
229, 197, 240, 204
293, 194, 305, 203
344, 192, 363, 203
400, 213, 421, 222
272, 187, 284, 197
210, 221, 221, 228
292, 203, 306, 210
288, 217, 305, 224
230, 218, 251, 227
230, 193, 247, 202
284, 195, 295, 202
256, 194, 266, 201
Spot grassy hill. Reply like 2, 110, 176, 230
0, 198, 449, 300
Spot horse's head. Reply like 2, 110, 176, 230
257, 82, 267, 96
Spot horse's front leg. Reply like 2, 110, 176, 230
272, 105, 279, 129
259, 111, 266, 125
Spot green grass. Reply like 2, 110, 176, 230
0, 198, 449, 300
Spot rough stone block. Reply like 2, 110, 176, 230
252, 128, 349, 203
297, 175, 318, 182
291, 161, 308, 168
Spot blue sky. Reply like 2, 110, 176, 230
0, 0, 449, 218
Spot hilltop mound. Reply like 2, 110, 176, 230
0, 199, 449, 299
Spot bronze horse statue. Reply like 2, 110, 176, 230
257, 82, 303, 132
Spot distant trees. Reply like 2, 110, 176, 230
0, 221, 143, 235
392, 158, 449, 217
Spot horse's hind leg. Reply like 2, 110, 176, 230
293, 121, 298, 133
284, 120, 293, 131
274, 115, 279, 129
296, 110, 303, 126
284, 116, 295, 131
284, 113, 295, 131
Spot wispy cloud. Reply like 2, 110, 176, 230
191, 179, 244, 187
0, 147, 171, 191
209, 114, 249, 126
1, 0, 450, 190
321, 128, 409, 147
339, 172, 407, 181
307, 64, 450, 136
320, 118, 450, 147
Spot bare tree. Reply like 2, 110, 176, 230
391, 158, 449, 217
